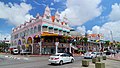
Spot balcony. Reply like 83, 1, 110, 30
42, 27, 48, 32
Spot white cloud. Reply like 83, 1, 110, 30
86, 3, 120, 41
0, 33, 11, 40
51, 2, 54, 6
87, 30, 93, 34
0, 2, 33, 26
76, 26, 86, 35
101, 21, 120, 41
109, 3, 120, 21
50, 7, 55, 10
87, 21, 120, 41
61, 0, 102, 26
92, 25, 100, 34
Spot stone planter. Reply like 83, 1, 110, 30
97, 57, 101, 62
82, 59, 89, 67
92, 58, 98, 63
95, 62, 105, 68
102, 56, 106, 60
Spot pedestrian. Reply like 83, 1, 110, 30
5, 49, 7, 54
113, 50, 116, 57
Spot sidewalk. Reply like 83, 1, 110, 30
107, 53, 120, 61
81, 59, 120, 68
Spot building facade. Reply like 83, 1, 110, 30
11, 6, 72, 54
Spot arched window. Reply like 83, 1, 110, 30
27, 29, 29, 35
38, 25, 41, 31
34, 26, 37, 33
31, 28, 33, 34
56, 19, 59, 22
25, 30, 27, 36
46, 16, 50, 19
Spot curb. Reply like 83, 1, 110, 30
107, 57, 120, 61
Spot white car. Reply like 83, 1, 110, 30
84, 52, 97, 59
94, 52, 102, 57
20, 50, 31, 55
48, 53, 75, 65
13, 49, 19, 54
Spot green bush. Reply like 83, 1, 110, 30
95, 62, 105, 68
97, 57, 101, 62
82, 59, 89, 67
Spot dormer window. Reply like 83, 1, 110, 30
31, 20, 35, 23
65, 23, 67, 25
56, 19, 59, 22
46, 16, 50, 19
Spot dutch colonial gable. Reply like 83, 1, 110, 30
54, 10, 60, 24
63, 14, 69, 27
43, 6, 52, 22
36, 13, 40, 19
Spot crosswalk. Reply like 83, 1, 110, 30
0, 55, 29, 61
4, 55, 29, 60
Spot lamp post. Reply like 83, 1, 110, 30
102, 27, 113, 42
101, 27, 114, 50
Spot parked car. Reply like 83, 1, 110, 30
20, 50, 31, 55
48, 53, 75, 65
84, 52, 97, 59
12, 48, 19, 55
9, 46, 19, 55
94, 52, 102, 57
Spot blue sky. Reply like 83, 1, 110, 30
0, 0, 120, 41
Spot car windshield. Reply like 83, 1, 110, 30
85, 52, 91, 54
91, 52, 95, 54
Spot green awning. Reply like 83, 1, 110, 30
63, 30, 66, 32
42, 24, 48, 27
66, 31, 70, 32
58, 28, 62, 30
54, 28, 58, 30
49, 26, 53, 28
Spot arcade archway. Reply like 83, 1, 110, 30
27, 37, 32, 44
34, 35, 40, 43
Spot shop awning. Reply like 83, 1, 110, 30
41, 32, 58, 36
49, 26, 53, 28
63, 30, 66, 32
42, 24, 48, 27
54, 28, 58, 30
58, 28, 62, 30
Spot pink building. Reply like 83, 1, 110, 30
11, 6, 73, 55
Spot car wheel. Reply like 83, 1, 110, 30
71, 59, 74, 63
59, 60, 63, 65
51, 63, 54, 65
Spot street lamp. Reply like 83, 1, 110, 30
101, 27, 113, 42
101, 27, 114, 50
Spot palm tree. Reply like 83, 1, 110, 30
83, 37, 88, 51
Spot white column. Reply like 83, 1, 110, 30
69, 43, 72, 53
99, 42, 101, 52
39, 41, 42, 54
55, 42, 59, 54
32, 44, 34, 54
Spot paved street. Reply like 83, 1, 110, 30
0, 54, 83, 68
0, 54, 120, 68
